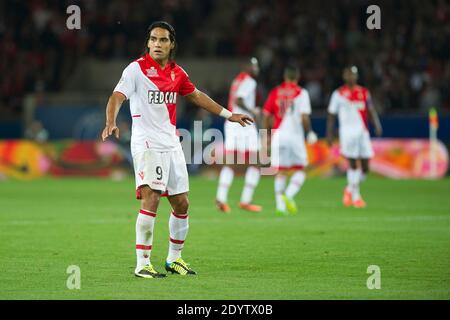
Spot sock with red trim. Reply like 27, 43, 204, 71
240, 166, 260, 204
135, 209, 156, 271
217, 166, 234, 203
285, 170, 306, 199
167, 212, 189, 263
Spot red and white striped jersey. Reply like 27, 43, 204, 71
263, 82, 311, 141
227, 72, 257, 116
114, 53, 196, 155
328, 85, 372, 137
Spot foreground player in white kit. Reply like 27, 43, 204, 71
102, 21, 253, 279
327, 66, 382, 208
263, 65, 317, 215
216, 58, 263, 213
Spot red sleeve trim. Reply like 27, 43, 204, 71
179, 87, 196, 97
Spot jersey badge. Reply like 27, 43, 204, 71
146, 67, 158, 78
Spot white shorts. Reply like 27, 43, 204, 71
340, 131, 374, 159
133, 149, 189, 196
224, 121, 260, 153
271, 136, 308, 170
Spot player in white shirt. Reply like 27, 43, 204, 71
263, 65, 317, 215
327, 66, 382, 208
102, 21, 253, 279
216, 58, 263, 213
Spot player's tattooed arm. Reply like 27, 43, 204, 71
301, 114, 312, 134
368, 105, 383, 137
302, 114, 318, 145
262, 113, 273, 130
367, 94, 382, 137
102, 91, 126, 141
262, 113, 273, 148
185, 89, 254, 127
235, 97, 259, 118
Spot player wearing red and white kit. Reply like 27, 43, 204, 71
327, 66, 382, 208
216, 58, 262, 213
263, 65, 317, 215
102, 21, 253, 279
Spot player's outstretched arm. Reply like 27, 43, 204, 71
102, 92, 126, 141
185, 89, 254, 127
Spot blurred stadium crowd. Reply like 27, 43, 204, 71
1, 0, 449, 121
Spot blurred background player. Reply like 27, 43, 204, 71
263, 65, 317, 216
102, 21, 253, 279
326, 66, 383, 208
216, 57, 262, 213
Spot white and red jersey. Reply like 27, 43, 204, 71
227, 72, 257, 116
263, 82, 311, 142
328, 85, 372, 138
113, 53, 196, 155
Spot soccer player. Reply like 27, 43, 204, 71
215, 58, 262, 213
262, 65, 317, 215
101, 21, 253, 279
326, 66, 382, 208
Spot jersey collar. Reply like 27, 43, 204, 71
145, 53, 174, 71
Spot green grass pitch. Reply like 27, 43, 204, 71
0, 175, 449, 299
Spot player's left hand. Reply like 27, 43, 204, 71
102, 124, 120, 141
229, 113, 254, 127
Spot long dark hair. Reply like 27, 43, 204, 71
143, 21, 177, 60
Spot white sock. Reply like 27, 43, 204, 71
135, 209, 156, 271
217, 166, 234, 203
346, 169, 354, 193
348, 169, 361, 201
285, 171, 306, 199
167, 212, 189, 263
275, 174, 287, 211
240, 166, 261, 204
358, 169, 367, 183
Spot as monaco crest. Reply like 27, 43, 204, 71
146, 67, 158, 77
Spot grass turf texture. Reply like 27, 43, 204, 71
0, 176, 449, 299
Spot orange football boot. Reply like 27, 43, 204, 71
353, 198, 367, 208
216, 200, 231, 213
343, 188, 353, 207
238, 202, 262, 212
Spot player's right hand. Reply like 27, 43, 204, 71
229, 113, 254, 127
326, 138, 333, 148
102, 124, 119, 141
306, 131, 318, 145
375, 126, 383, 137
